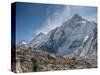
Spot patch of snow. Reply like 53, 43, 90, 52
77, 20, 87, 24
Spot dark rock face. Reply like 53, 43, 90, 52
73, 27, 97, 59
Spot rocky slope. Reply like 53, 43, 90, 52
13, 46, 97, 73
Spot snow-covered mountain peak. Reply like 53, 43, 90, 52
61, 14, 87, 29
72, 14, 82, 19
18, 40, 27, 45
33, 32, 45, 41
70, 14, 87, 23
28, 14, 97, 59
37, 32, 45, 37
17, 40, 28, 48
29, 32, 46, 48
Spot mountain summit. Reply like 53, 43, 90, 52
71, 14, 83, 20
29, 32, 45, 48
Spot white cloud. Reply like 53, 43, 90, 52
36, 5, 71, 34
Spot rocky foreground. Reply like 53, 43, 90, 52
11, 46, 97, 73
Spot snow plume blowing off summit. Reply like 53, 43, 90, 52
36, 6, 71, 34
36, 5, 97, 35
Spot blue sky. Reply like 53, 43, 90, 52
16, 2, 97, 42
